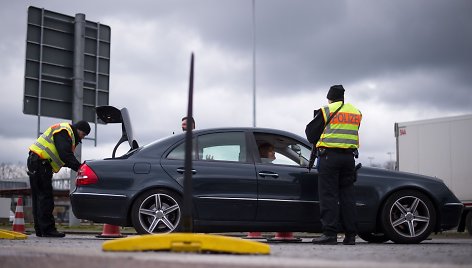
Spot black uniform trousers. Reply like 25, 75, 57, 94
317, 149, 357, 237
27, 152, 56, 235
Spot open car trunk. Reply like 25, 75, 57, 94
96, 105, 139, 158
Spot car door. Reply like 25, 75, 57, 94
161, 131, 258, 221
252, 132, 320, 223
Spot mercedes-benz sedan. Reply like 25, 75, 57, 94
70, 106, 463, 244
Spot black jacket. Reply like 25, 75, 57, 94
53, 124, 81, 171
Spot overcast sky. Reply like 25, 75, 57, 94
1, 0, 471, 168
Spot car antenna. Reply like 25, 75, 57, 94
182, 52, 195, 232
102, 53, 270, 255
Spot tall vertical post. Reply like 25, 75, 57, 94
182, 53, 195, 233
252, 0, 257, 127
69, 13, 86, 226
394, 123, 400, 171
36, 8, 45, 138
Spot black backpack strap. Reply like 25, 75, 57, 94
326, 102, 344, 126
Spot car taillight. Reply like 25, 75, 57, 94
76, 164, 98, 186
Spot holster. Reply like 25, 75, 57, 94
27, 152, 39, 176
317, 148, 327, 157
353, 149, 359, 158
27, 152, 52, 177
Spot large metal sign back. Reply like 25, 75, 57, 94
23, 6, 110, 122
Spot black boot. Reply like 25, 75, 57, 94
42, 230, 65, 238
312, 234, 337, 245
343, 234, 356, 245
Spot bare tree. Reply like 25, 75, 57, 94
0, 162, 27, 180
0, 162, 70, 180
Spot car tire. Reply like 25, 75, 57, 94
466, 211, 472, 236
358, 232, 390, 243
131, 189, 183, 234
380, 190, 436, 244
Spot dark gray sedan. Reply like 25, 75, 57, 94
70, 107, 463, 244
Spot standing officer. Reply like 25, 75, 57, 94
27, 120, 91, 237
312, 85, 362, 245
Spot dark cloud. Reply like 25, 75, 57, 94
253, 1, 472, 92
1, 0, 471, 164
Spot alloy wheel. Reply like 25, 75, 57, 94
381, 190, 436, 244
137, 192, 181, 234
389, 195, 430, 238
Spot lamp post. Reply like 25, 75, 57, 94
252, 0, 257, 127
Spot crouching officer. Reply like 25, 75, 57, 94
312, 85, 362, 245
27, 120, 91, 237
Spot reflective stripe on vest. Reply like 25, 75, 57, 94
29, 123, 76, 173
316, 102, 362, 149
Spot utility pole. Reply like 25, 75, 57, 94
252, 0, 257, 127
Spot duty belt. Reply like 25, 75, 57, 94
318, 147, 355, 153
28, 151, 52, 165
317, 147, 359, 158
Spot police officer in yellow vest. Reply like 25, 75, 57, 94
27, 120, 91, 237
312, 85, 362, 245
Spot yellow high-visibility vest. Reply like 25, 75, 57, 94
316, 102, 362, 149
29, 123, 76, 173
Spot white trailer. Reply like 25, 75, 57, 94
0, 197, 12, 222
395, 114, 472, 234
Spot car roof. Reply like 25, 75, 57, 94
190, 126, 297, 134
178, 127, 310, 146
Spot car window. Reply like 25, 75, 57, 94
255, 133, 311, 167
166, 138, 197, 160
272, 149, 309, 166
166, 132, 247, 162
197, 132, 246, 162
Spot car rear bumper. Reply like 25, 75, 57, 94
439, 202, 464, 231
70, 191, 130, 226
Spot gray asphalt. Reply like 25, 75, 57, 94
1, 234, 471, 268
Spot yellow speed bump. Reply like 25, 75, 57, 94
102, 233, 270, 255
0, 229, 28, 240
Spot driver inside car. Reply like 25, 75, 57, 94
258, 142, 276, 163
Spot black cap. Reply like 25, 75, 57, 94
327, 85, 345, 101
73, 120, 91, 135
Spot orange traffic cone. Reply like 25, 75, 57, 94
96, 224, 125, 238
12, 196, 25, 233
267, 232, 302, 242
246, 232, 264, 239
